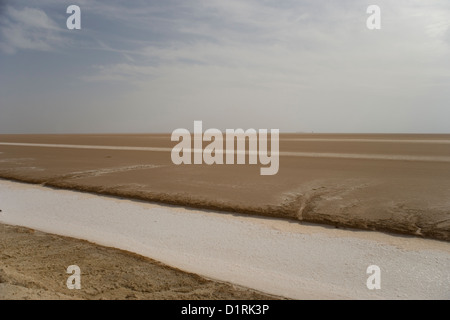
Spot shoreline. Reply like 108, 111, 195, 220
1, 173, 448, 242
1, 133, 449, 242
1, 179, 449, 299
0, 174, 447, 244
0, 223, 278, 300
0, 173, 450, 242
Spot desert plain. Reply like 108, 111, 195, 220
1, 133, 449, 240
1, 133, 449, 299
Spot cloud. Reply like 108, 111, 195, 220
81, 63, 159, 83
1, 0, 449, 133
73, 0, 450, 133
0, 6, 64, 54
83, 1, 450, 89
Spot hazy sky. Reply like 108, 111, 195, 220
1, 0, 449, 133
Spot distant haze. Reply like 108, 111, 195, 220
1, 0, 449, 134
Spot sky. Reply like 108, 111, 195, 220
0, 0, 449, 134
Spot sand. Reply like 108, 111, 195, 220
0, 133, 450, 240
1, 133, 449, 300
1, 179, 449, 299
0, 223, 276, 300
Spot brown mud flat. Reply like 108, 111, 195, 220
0, 223, 278, 300
0, 133, 449, 241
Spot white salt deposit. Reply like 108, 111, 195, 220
0, 179, 449, 299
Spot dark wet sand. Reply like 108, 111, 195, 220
0, 133, 449, 241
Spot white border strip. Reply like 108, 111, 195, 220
1, 142, 450, 162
